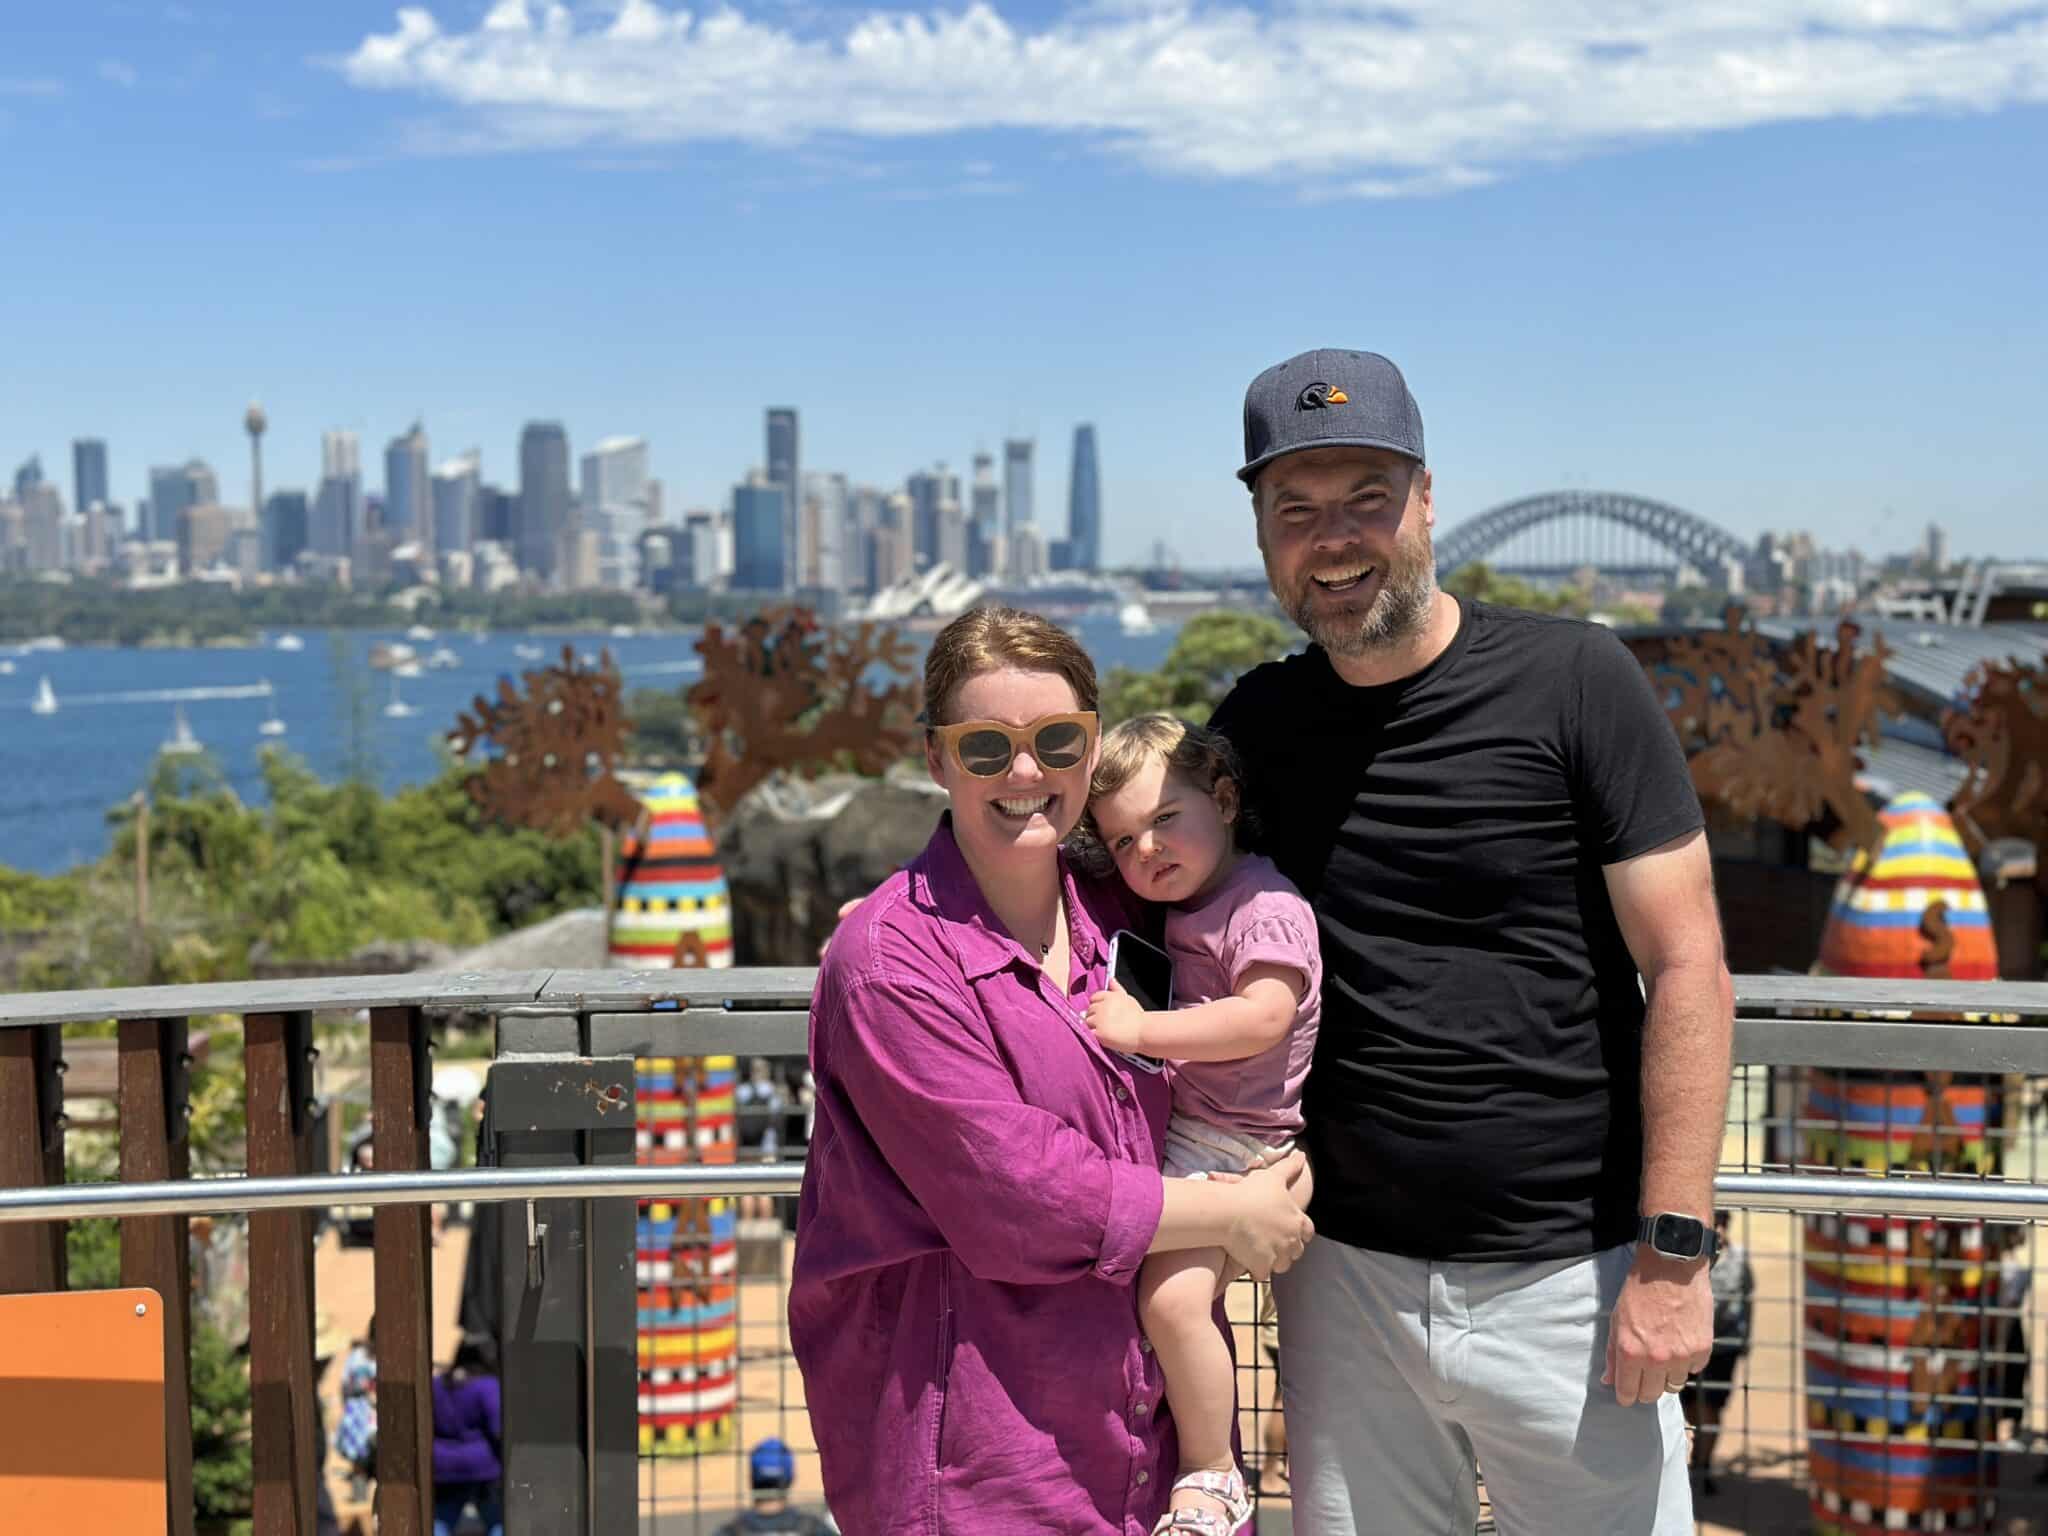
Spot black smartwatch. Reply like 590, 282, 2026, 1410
1637, 1212, 1717, 1263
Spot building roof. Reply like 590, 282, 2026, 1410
1856, 736, 1972, 808
1751, 616, 2048, 709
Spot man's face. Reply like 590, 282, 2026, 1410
1253, 446, 1436, 657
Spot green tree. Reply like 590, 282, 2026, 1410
1440, 561, 1590, 617
1100, 610, 1296, 725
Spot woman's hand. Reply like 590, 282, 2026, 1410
1222, 1150, 1315, 1281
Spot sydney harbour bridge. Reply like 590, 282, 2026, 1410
1433, 490, 1751, 586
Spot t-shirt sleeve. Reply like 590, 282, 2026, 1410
1568, 626, 1705, 864
1224, 893, 1318, 996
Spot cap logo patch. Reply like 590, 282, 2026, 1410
1296, 383, 1348, 410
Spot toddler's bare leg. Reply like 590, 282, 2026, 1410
1139, 1244, 1238, 1522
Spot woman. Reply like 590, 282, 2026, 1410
431, 1334, 503, 1536
792, 606, 1314, 1535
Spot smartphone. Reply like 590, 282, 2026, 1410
1109, 929, 1175, 1012
1106, 930, 1173, 1074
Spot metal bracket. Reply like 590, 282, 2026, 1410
34, 1026, 65, 1158
524, 1199, 548, 1292
412, 1018, 433, 1131
285, 1011, 315, 1137
165, 1020, 193, 1148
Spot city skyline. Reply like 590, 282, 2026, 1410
2, 6, 2043, 561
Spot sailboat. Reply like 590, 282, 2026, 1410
273, 633, 305, 652
259, 681, 287, 738
1117, 600, 1157, 636
383, 676, 419, 719
29, 676, 56, 715
160, 706, 203, 757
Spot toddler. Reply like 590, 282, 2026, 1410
1083, 713, 1321, 1536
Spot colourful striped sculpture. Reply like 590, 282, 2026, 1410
612, 770, 740, 1458
1804, 793, 2002, 1535
610, 772, 734, 970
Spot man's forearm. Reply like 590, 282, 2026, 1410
1637, 956, 1735, 1220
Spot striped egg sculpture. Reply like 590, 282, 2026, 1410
611, 771, 740, 1458
1803, 793, 2003, 1536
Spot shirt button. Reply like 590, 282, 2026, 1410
1136, 1470, 1150, 1485
1134, 1402, 1150, 1417
1140, 1340, 1152, 1354
1115, 1086, 1130, 1102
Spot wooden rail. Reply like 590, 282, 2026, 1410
2, 966, 2046, 1531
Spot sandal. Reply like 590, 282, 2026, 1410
1148, 1468, 1253, 1536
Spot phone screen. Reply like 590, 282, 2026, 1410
1110, 929, 1174, 1014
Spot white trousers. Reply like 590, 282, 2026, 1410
1273, 1238, 1693, 1536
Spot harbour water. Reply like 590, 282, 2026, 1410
0, 615, 1181, 875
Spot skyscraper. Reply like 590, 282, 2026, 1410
432, 453, 481, 557
733, 476, 788, 591
969, 452, 1001, 578
12, 455, 42, 500
907, 465, 962, 571
1003, 438, 1034, 540
314, 432, 362, 558
518, 422, 571, 580
384, 421, 430, 543
1066, 424, 1100, 572
579, 436, 649, 590
264, 490, 310, 572
766, 408, 799, 588
72, 439, 108, 521
146, 460, 216, 545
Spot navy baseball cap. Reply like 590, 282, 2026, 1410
750, 1437, 796, 1491
1238, 348, 1425, 485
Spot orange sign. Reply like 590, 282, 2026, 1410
0, 1287, 167, 1534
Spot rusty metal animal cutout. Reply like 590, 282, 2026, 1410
1943, 657, 2047, 856
448, 645, 642, 838
1638, 610, 1896, 854
684, 606, 922, 824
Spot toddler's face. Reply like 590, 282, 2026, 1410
1091, 754, 1237, 906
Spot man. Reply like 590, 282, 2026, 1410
710, 1438, 837, 1536
1209, 349, 1733, 1534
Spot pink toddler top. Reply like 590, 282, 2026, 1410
1162, 852, 1322, 1141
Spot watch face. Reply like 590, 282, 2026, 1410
1651, 1213, 1707, 1260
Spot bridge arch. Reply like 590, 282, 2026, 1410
1434, 491, 1749, 579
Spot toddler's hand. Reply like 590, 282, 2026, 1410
1084, 983, 1149, 1054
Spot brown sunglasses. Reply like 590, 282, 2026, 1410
928, 711, 1099, 778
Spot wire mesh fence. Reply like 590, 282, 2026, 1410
628, 1057, 2048, 1536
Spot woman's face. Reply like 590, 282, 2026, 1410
926, 667, 1094, 866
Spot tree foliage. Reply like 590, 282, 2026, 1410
1439, 561, 1592, 618
9, 745, 602, 992
1100, 610, 1297, 725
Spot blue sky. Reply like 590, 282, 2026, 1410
3, 0, 2045, 567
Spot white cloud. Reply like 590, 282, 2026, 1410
99, 59, 140, 87
339, 0, 2048, 195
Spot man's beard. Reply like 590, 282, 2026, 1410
1278, 526, 1438, 658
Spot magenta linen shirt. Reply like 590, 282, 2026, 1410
791, 816, 1176, 1535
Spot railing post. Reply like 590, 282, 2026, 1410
0, 1023, 67, 1293
489, 1010, 639, 1536
245, 1010, 320, 1535
119, 1016, 194, 1536
371, 1005, 436, 1536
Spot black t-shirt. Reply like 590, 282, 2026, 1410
1209, 598, 1704, 1262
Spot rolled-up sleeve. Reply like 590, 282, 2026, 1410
823, 968, 1162, 1287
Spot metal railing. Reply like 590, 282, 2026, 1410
6, 969, 2048, 1536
